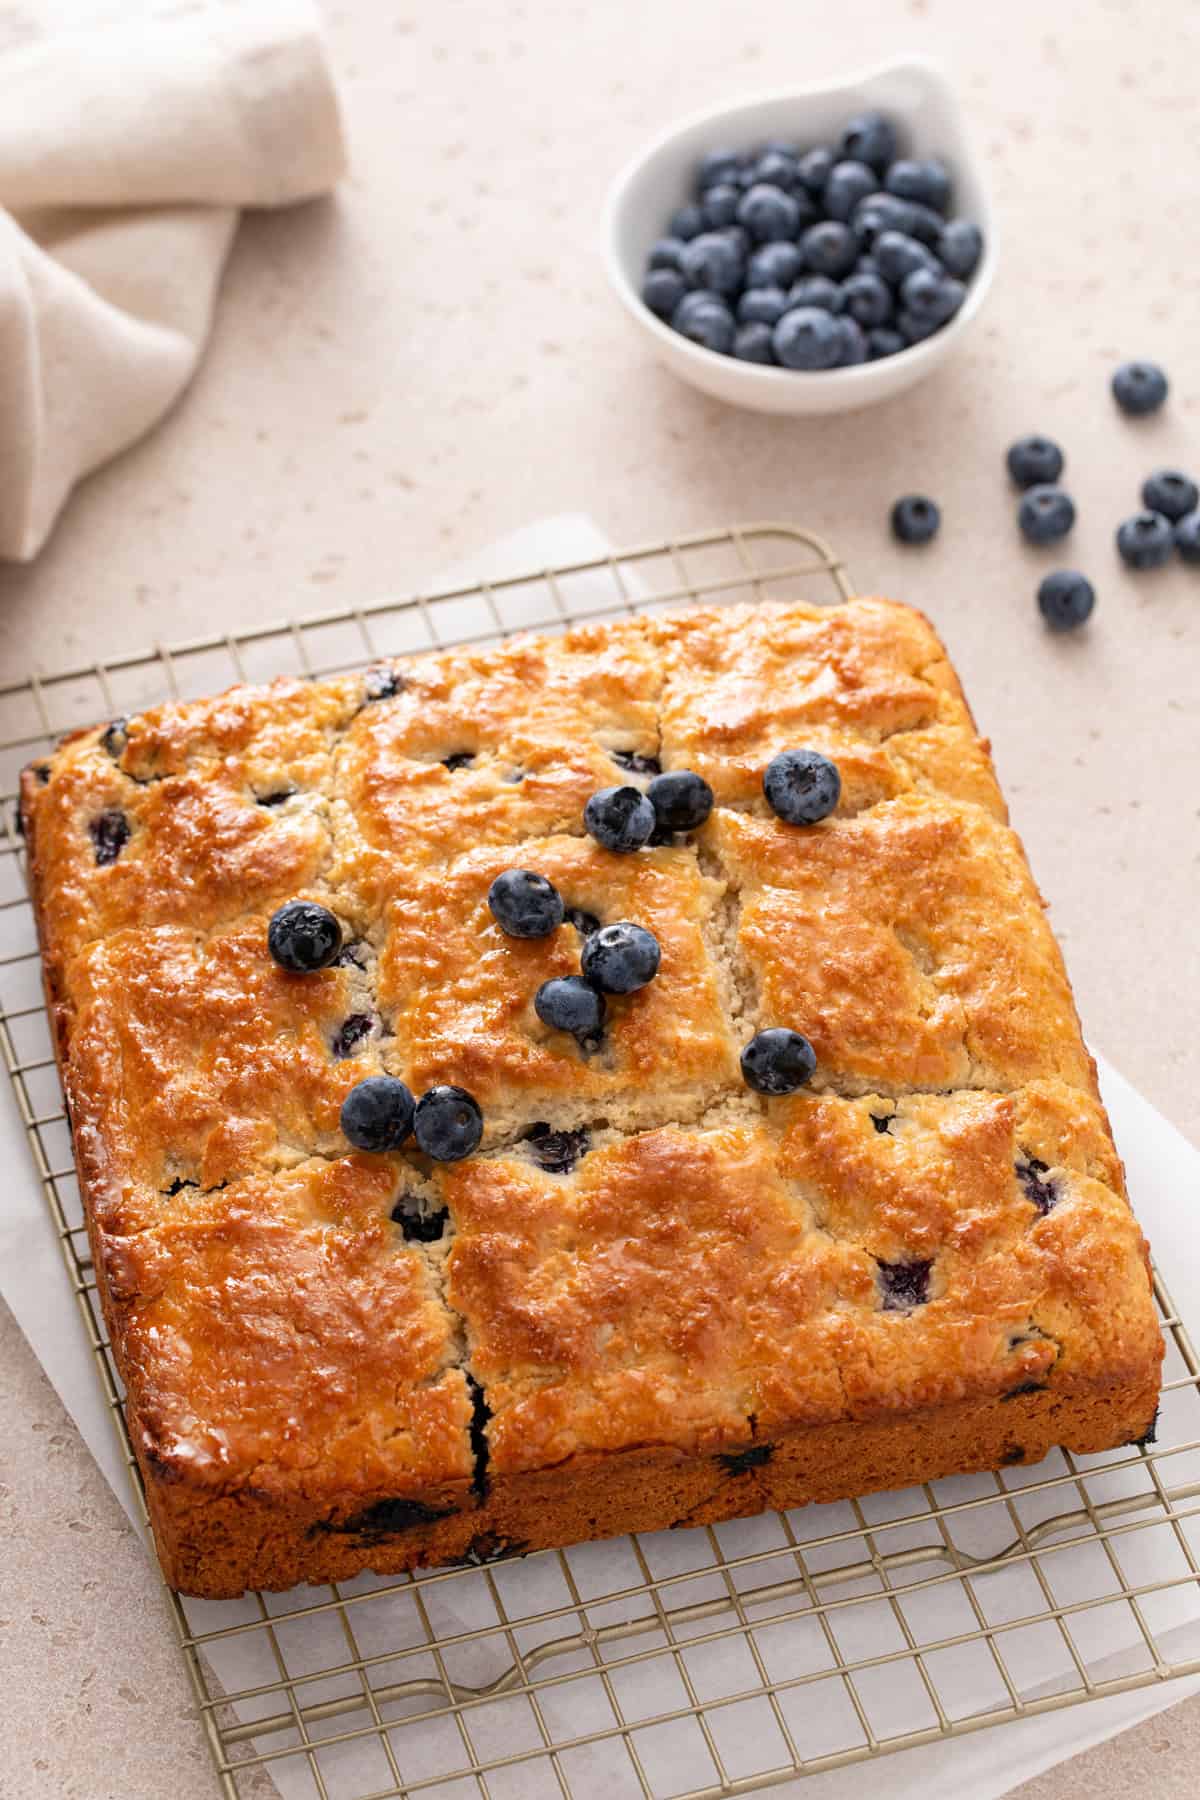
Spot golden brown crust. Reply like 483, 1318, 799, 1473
19, 598, 1161, 1598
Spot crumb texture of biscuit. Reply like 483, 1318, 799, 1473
19, 599, 1162, 1597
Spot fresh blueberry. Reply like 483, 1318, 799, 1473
740, 1027, 817, 1095
671, 292, 735, 354
1112, 360, 1168, 416
737, 182, 801, 242
796, 145, 835, 193
841, 270, 892, 327
734, 322, 776, 364
1037, 570, 1095, 631
413, 1085, 484, 1162
648, 237, 686, 271
1019, 486, 1076, 545
737, 285, 789, 325
1006, 435, 1065, 489
851, 192, 918, 242
891, 494, 941, 544
800, 221, 859, 277
823, 159, 877, 221
535, 976, 606, 1045
905, 201, 948, 247
873, 229, 938, 284
642, 268, 687, 319
521, 1123, 591, 1174
899, 267, 965, 326
938, 219, 984, 278
89, 808, 130, 866
753, 149, 800, 190
835, 316, 868, 365
584, 784, 656, 852
885, 157, 951, 211
1116, 510, 1174, 569
878, 1258, 933, 1311
1141, 468, 1199, 522
761, 136, 800, 158
787, 275, 843, 314
580, 921, 661, 994
838, 109, 898, 173
746, 241, 803, 288
776, 305, 846, 370
897, 308, 940, 344
679, 231, 744, 295
669, 203, 705, 241
697, 149, 743, 191
702, 182, 741, 228
1175, 511, 1200, 564
762, 748, 841, 823
487, 868, 564, 938
720, 222, 752, 257
867, 326, 906, 360
340, 1076, 415, 1152
647, 769, 714, 832
854, 253, 882, 279
268, 899, 342, 972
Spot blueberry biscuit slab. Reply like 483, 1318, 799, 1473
20, 600, 1161, 1598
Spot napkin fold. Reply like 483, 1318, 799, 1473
0, 0, 347, 561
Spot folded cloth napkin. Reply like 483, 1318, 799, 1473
0, 0, 346, 561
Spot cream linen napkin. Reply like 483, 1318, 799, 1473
0, 0, 346, 561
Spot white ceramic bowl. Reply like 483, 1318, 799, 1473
603, 57, 995, 416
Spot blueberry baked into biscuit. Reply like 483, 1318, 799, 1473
20, 599, 1162, 1597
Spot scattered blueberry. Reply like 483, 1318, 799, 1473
256, 787, 294, 807
740, 1027, 817, 1095
442, 751, 474, 770
734, 323, 775, 363
584, 785, 656, 852
488, 868, 565, 938
341, 1076, 415, 1152
564, 907, 601, 937
1037, 570, 1095, 631
89, 808, 130, 866
873, 229, 937, 284
1016, 1156, 1059, 1215
648, 237, 685, 271
414, 1085, 484, 1162
535, 976, 606, 1044
1018, 485, 1076, 545
773, 306, 843, 370
671, 291, 735, 353
800, 220, 859, 277
581, 921, 661, 994
1175, 511, 1200, 564
697, 149, 742, 191
737, 285, 789, 326
391, 1196, 449, 1243
268, 899, 342, 972
938, 218, 984, 278
885, 157, 951, 211
521, 1123, 591, 1174
701, 182, 741, 228
609, 748, 661, 775
891, 494, 941, 544
642, 268, 687, 319
838, 109, 898, 172
852, 192, 917, 242
796, 145, 835, 193
737, 182, 801, 242
1112, 360, 1168, 416
678, 232, 744, 295
841, 270, 892, 327
100, 717, 128, 758
1007, 435, 1065, 489
1141, 468, 1199, 522
331, 1013, 375, 1059
835, 315, 868, 365
899, 266, 965, 326
669, 202, 705, 241
363, 666, 404, 702
647, 769, 714, 832
822, 159, 876, 221
746, 241, 803, 289
878, 1258, 933, 1310
1116, 510, 1174, 570
868, 326, 906, 360
787, 274, 843, 314
762, 748, 841, 823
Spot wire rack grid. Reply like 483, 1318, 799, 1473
3, 522, 1200, 1800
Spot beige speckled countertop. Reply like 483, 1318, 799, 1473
3, 2, 1199, 1796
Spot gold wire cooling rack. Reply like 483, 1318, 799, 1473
3, 522, 1200, 1800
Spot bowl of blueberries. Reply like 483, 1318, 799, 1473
604, 57, 994, 414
